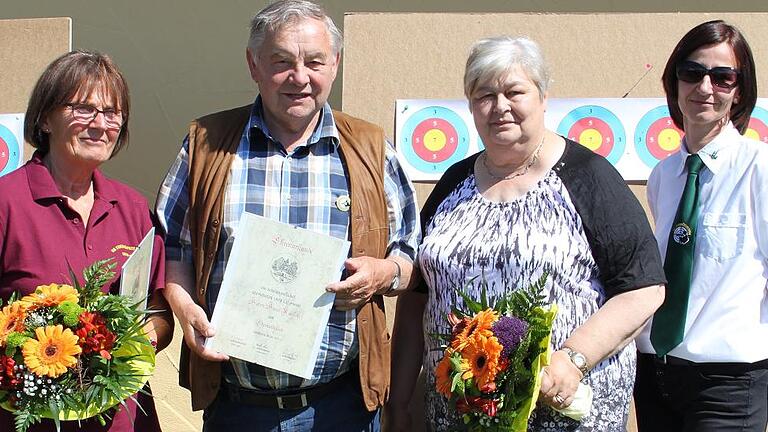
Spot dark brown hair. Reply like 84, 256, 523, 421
24, 50, 131, 157
662, 20, 757, 134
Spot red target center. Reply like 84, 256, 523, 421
0, 137, 9, 172
568, 117, 614, 157
746, 118, 768, 143
412, 118, 459, 163
646, 118, 684, 159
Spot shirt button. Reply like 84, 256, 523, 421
87, 245, 93, 251
73, 218, 80, 225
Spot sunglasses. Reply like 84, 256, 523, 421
676, 61, 739, 90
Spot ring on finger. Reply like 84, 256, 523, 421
553, 394, 565, 405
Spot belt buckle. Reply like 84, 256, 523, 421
276, 393, 308, 410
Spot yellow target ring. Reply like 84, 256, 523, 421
745, 128, 760, 141
424, 129, 447, 152
658, 129, 682, 152
579, 129, 603, 151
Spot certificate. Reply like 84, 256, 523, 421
205, 212, 350, 379
119, 227, 154, 310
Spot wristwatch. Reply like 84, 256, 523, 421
561, 347, 589, 375
385, 259, 401, 295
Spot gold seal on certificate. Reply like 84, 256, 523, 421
204, 212, 350, 379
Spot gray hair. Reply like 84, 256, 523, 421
247, 0, 343, 56
464, 36, 551, 101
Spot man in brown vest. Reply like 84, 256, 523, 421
154, 1, 420, 430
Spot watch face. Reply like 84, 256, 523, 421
572, 353, 587, 368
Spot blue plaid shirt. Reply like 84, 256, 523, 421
156, 97, 419, 390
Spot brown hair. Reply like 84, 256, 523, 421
662, 20, 757, 134
24, 50, 131, 157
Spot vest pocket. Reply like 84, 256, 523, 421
699, 212, 747, 260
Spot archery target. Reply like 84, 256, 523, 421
634, 105, 684, 168
745, 105, 768, 143
0, 123, 21, 177
400, 106, 470, 173
556, 105, 625, 164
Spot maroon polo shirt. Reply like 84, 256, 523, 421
0, 152, 164, 432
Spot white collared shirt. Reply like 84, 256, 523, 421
636, 122, 768, 362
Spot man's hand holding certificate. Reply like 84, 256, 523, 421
204, 212, 350, 379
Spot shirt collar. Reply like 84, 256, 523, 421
676, 121, 739, 176
27, 150, 118, 203
248, 96, 340, 148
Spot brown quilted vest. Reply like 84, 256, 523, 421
180, 104, 390, 411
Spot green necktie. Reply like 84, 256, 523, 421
650, 154, 705, 356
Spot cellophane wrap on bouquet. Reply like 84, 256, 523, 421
0, 259, 155, 432
434, 274, 557, 431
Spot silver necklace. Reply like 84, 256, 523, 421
482, 135, 545, 181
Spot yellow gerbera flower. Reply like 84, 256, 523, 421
451, 308, 498, 351
0, 302, 28, 345
463, 333, 503, 389
22, 325, 82, 378
20, 284, 79, 308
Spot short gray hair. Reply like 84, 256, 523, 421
464, 36, 551, 101
248, 0, 343, 56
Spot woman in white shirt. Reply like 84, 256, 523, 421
634, 19, 768, 432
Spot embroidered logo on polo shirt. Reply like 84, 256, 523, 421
111, 244, 137, 257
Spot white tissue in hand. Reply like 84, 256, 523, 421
554, 382, 593, 421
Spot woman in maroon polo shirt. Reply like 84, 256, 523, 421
0, 51, 173, 431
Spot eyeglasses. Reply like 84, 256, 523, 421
676, 61, 739, 90
65, 103, 124, 128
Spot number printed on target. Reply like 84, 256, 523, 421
400, 106, 470, 174
556, 105, 626, 165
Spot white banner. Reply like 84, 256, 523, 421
395, 98, 768, 181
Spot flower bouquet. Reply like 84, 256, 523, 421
434, 274, 558, 431
0, 259, 155, 432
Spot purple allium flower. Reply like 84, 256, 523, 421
492, 316, 528, 357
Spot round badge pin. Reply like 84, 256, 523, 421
672, 223, 692, 245
336, 195, 351, 212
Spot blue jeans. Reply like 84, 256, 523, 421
203, 377, 380, 432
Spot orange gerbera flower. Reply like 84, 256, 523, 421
451, 308, 498, 351
22, 325, 82, 378
435, 352, 455, 398
0, 303, 28, 345
20, 284, 79, 308
463, 334, 503, 389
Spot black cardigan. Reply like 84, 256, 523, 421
416, 138, 666, 298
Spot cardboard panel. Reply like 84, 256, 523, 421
0, 17, 71, 159
342, 13, 768, 211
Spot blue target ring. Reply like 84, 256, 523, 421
556, 105, 626, 165
635, 105, 683, 169
400, 106, 470, 174
0, 124, 21, 177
